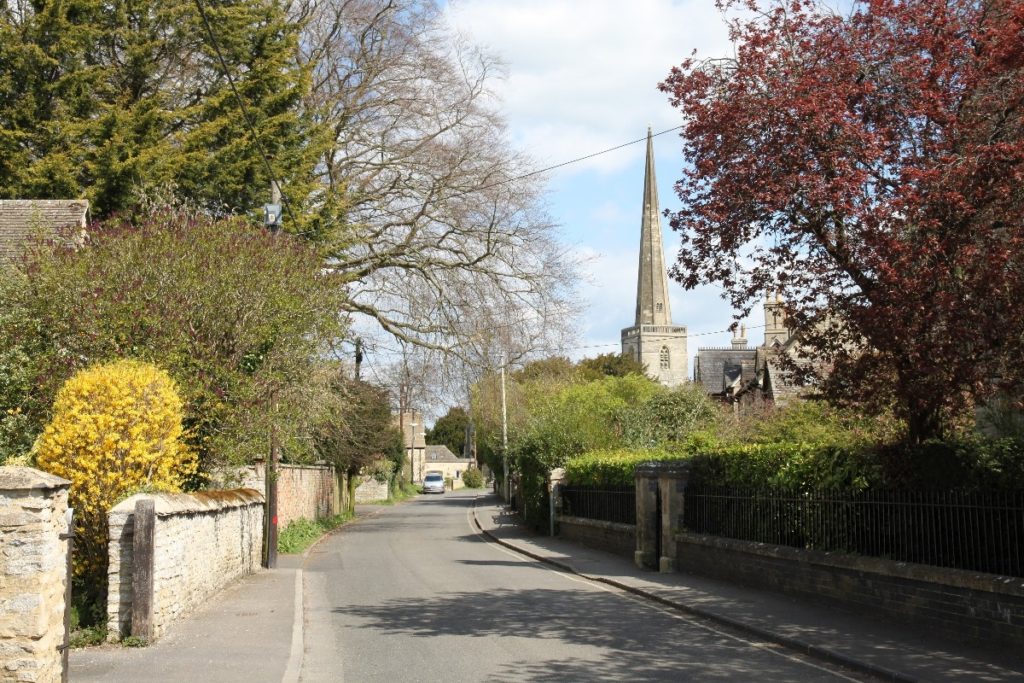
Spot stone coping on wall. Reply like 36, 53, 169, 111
675, 530, 1024, 597
110, 488, 264, 517
557, 515, 637, 535
0, 465, 70, 490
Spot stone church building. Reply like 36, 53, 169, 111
620, 129, 688, 387
620, 131, 801, 404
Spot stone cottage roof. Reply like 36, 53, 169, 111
693, 347, 757, 396
0, 199, 89, 263
424, 445, 470, 463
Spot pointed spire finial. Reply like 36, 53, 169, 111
634, 127, 672, 327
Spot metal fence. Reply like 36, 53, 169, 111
560, 485, 636, 525
684, 486, 1024, 577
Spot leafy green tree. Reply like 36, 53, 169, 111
0, 0, 321, 222
313, 378, 403, 513
426, 407, 469, 459
621, 384, 720, 449
576, 353, 648, 381
513, 374, 661, 471
470, 356, 579, 478
4, 212, 346, 471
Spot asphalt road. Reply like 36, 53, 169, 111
299, 490, 870, 682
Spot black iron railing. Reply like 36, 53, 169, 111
684, 486, 1024, 577
560, 485, 636, 525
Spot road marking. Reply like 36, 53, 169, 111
467, 504, 865, 682
282, 568, 303, 683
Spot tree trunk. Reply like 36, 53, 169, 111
906, 401, 943, 444
345, 469, 358, 516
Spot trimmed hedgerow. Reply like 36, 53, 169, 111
564, 448, 677, 487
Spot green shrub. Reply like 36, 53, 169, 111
16, 213, 347, 473
874, 437, 1024, 489
621, 385, 720, 449
69, 625, 108, 649
564, 448, 677, 487
36, 360, 196, 622
461, 467, 485, 488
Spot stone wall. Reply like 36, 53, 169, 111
354, 477, 389, 503
557, 516, 635, 559
240, 463, 337, 527
0, 467, 71, 683
673, 531, 1024, 648
107, 489, 263, 641
632, 462, 1024, 649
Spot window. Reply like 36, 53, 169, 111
660, 346, 670, 370
656, 302, 663, 312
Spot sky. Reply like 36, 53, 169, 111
445, 0, 768, 374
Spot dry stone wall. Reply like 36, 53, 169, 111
107, 489, 263, 641
0, 467, 71, 683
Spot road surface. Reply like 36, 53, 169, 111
299, 490, 869, 682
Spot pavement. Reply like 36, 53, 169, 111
472, 494, 1024, 683
70, 495, 1024, 683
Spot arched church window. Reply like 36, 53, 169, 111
656, 302, 663, 312
660, 346, 670, 370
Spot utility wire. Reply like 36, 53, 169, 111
512, 125, 682, 183
193, 0, 297, 227
188, 6, 679, 229
456, 125, 684, 201
357, 323, 767, 359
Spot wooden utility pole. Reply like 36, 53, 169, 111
263, 180, 281, 569
265, 429, 279, 569
500, 353, 509, 502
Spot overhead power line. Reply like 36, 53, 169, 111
513, 125, 683, 182
189, 9, 680, 225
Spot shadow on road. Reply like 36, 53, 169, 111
330, 587, 847, 682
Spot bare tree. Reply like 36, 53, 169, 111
291, 0, 580, 359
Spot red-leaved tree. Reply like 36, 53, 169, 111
661, 0, 1024, 442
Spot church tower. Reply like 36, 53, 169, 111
621, 128, 688, 386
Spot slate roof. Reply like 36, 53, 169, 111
693, 347, 757, 395
0, 200, 89, 263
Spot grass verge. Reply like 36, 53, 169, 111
277, 513, 353, 555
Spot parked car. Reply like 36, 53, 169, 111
422, 472, 446, 494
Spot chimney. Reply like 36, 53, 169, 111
731, 324, 748, 350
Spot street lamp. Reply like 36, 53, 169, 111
417, 431, 427, 483
408, 421, 417, 484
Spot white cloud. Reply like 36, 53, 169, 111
441, 0, 758, 376
447, 0, 733, 175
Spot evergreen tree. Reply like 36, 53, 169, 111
0, 0, 322, 223
426, 407, 469, 458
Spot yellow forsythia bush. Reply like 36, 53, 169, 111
36, 359, 197, 590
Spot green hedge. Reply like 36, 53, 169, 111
564, 438, 1024, 492
564, 448, 677, 487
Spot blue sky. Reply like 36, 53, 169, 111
446, 0, 769, 374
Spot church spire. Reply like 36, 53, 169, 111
634, 127, 673, 326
